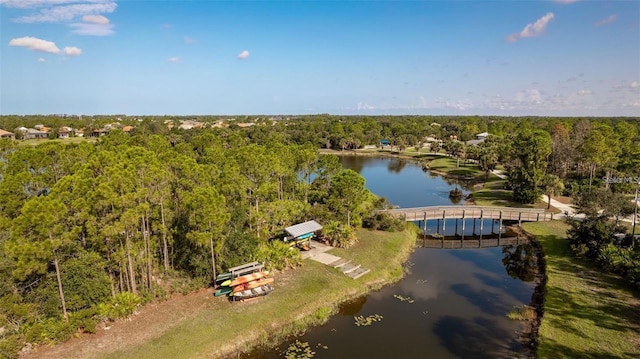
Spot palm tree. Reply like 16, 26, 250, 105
541, 174, 564, 210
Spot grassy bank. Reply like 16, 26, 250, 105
522, 221, 640, 359
100, 228, 417, 359
471, 176, 555, 212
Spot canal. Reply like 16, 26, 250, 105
247, 155, 536, 358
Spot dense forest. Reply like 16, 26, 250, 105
1, 115, 639, 356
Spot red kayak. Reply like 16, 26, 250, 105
232, 277, 274, 293
229, 271, 269, 287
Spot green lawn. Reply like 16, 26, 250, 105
427, 157, 485, 177
471, 176, 555, 212
523, 221, 640, 359
102, 228, 416, 359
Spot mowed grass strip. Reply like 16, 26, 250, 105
101, 229, 416, 359
523, 221, 640, 359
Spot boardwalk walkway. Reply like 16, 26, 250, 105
301, 241, 370, 279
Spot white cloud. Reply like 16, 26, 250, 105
70, 13, 113, 35
552, 0, 580, 4
64, 46, 82, 56
70, 22, 113, 35
594, 14, 617, 27
236, 50, 250, 59
577, 89, 592, 95
167, 57, 181, 63
9, 36, 60, 53
507, 12, 555, 42
82, 14, 108, 24
630, 81, 639, 89
38, 57, 46, 62
515, 89, 543, 104
357, 102, 375, 110
9, 1, 117, 23
184, 36, 197, 44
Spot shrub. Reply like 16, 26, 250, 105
255, 240, 302, 271
69, 307, 100, 334
363, 213, 405, 232
321, 221, 358, 248
98, 292, 141, 321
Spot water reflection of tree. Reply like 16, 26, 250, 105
386, 159, 407, 173
501, 244, 536, 282
338, 295, 367, 316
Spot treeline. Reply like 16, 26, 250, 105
0, 129, 392, 356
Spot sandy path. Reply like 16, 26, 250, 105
23, 288, 216, 359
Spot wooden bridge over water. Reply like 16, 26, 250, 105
382, 205, 554, 239
420, 237, 527, 249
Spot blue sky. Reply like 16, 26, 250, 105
1, 0, 638, 116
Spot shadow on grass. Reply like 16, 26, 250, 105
534, 233, 640, 357
540, 339, 629, 359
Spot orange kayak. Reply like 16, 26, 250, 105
232, 277, 274, 293
229, 271, 269, 287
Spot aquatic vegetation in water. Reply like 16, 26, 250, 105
422, 310, 429, 315
416, 279, 428, 285
284, 340, 315, 359
316, 343, 329, 350
354, 314, 384, 326
393, 294, 415, 303
507, 305, 536, 321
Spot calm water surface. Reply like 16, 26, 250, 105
245, 156, 535, 359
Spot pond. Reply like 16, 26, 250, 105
245, 155, 536, 358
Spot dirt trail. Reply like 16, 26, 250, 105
23, 288, 216, 359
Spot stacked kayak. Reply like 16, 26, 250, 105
233, 284, 274, 300
214, 270, 274, 301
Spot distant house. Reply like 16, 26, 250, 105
476, 132, 489, 141
91, 129, 108, 137
380, 139, 391, 146
122, 125, 134, 133
57, 127, 72, 138
0, 128, 15, 140
17, 128, 48, 140
466, 132, 490, 146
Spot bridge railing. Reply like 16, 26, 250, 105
380, 205, 553, 222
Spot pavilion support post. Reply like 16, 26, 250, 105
461, 210, 466, 240
479, 218, 484, 240
436, 219, 440, 235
